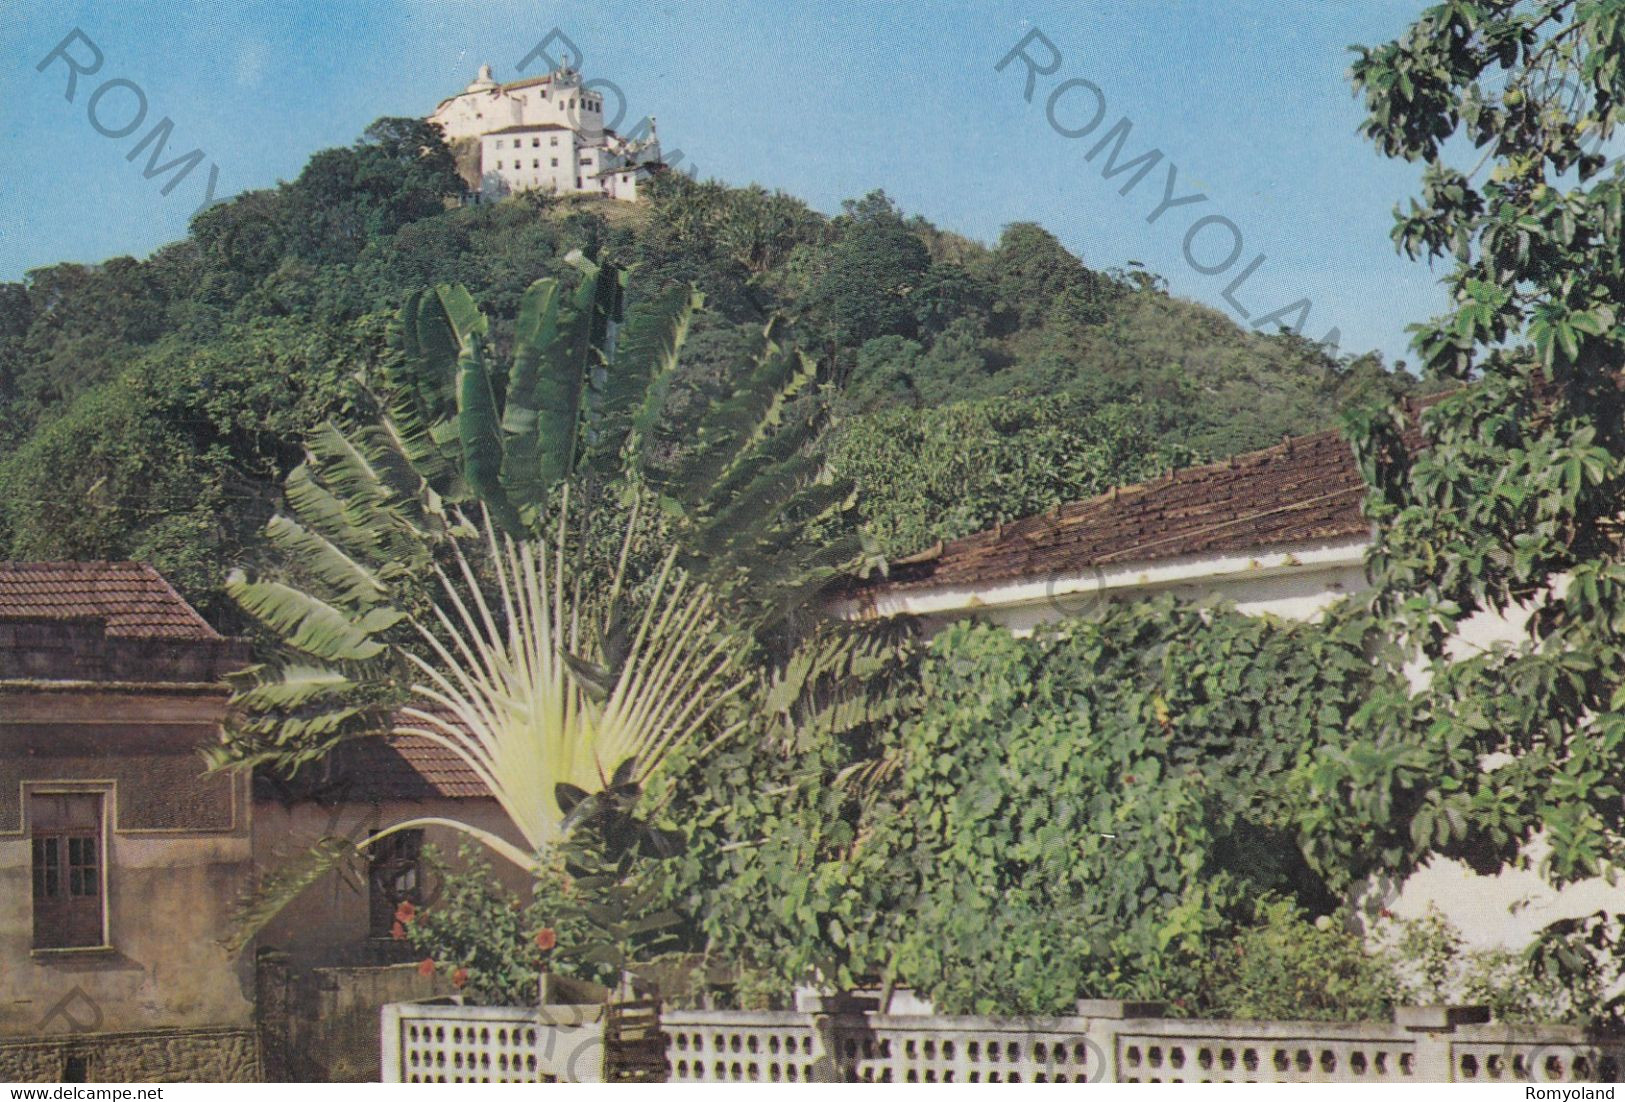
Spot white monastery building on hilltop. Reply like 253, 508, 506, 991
429, 63, 662, 202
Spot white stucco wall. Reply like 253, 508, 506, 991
839, 537, 1372, 636
431, 68, 608, 146
481, 127, 578, 196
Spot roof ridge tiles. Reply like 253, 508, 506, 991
0, 560, 223, 640
854, 424, 1380, 597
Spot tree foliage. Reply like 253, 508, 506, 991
1326, 0, 1625, 899
656, 598, 1408, 1013
831, 392, 1194, 555
0, 108, 1457, 1015
0, 115, 1410, 623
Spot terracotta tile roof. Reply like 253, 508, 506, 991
855, 428, 1378, 597
499, 75, 554, 92
331, 734, 491, 801
319, 701, 492, 801
484, 122, 572, 135
0, 561, 222, 640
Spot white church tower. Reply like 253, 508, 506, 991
428, 62, 662, 201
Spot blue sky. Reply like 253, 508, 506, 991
0, 0, 1444, 366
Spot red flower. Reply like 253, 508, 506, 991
417, 958, 436, 977
390, 921, 407, 941
395, 900, 417, 924
451, 968, 468, 989
534, 927, 557, 952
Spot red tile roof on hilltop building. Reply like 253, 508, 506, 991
483, 122, 573, 134
853, 427, 1378, 598
499, 75, 554, 93
0, 561, 223, 640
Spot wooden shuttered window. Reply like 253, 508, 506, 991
30, 793, 106, 949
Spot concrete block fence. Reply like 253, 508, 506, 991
381, 998, 1624, 1084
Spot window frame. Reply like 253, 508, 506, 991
28, 790, 109, 951
367, 828, 426, 940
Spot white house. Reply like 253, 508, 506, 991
429, 63, 660, 201
837, 420, 1624, 953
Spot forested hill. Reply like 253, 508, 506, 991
0, 118, 1422, 627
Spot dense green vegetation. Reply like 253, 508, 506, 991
38, 84, 1622, 1027
0, 118, 1416, 627
657, 600, 1398, 1012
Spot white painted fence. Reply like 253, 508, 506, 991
381, 998, 1625, 1084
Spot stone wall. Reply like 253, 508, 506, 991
256, 954, 454, 1082
296, 964, 453, 1081
0, 1027, 258, 1083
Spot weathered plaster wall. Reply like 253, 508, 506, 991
284, 963, 450, 1082
0, 807, 258, 1036
252, 797, 530, 974
0, 686, 256, 1039
249, 801, 528, 1081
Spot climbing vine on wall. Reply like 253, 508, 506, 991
659, 595, 1410, 1013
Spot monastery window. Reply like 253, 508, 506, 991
533, 159, 540, 168
495, 139, 503, 149
30, 792, 106, 950
368, 828, 425, 938
496, 160, 503, 169
551, 158, 559, 167
551, 136, 559, 147
532, 138, 540, 147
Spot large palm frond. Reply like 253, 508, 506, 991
383, 263, 875, 640
386, 512, 747, 871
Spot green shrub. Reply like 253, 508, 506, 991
1382, 906, 1619, 1026
404, 845, 591, 1005
1199, 898, 1393, 1021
